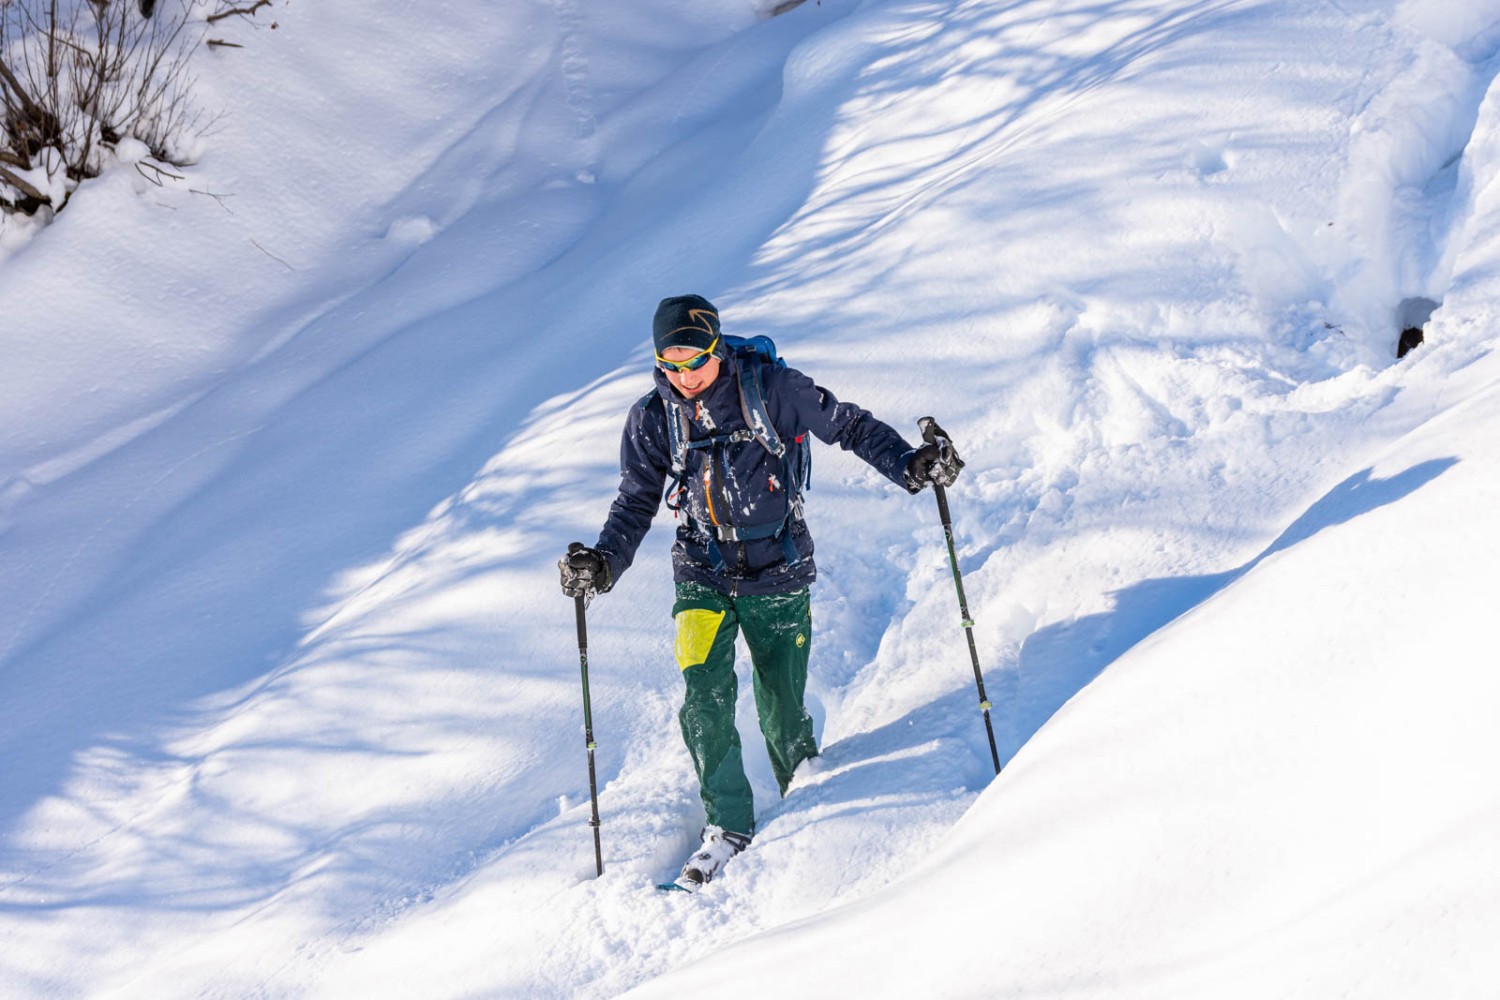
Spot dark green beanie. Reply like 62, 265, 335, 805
652, 294, 721, 355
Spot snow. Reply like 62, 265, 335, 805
2, 0, 1498, 996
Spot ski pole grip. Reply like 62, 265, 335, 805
568, 541, 588, 641
918, 416, 940, 445
918, 416, 953, 450
918, 416, 957, 471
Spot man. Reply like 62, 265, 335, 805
559, 293, 961, 890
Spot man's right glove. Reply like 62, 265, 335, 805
559, 543, 612, 598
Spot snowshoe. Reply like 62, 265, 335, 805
658, 826, 750, 893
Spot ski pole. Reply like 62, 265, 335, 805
568, 542, 605, 877
917, 418, 1002, 776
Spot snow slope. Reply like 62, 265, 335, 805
3, 0, 1498, 996
634, 307, 1500, 999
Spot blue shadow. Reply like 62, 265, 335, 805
1000, 457, 1460, 763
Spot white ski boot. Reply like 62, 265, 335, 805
673, 826, 750, 892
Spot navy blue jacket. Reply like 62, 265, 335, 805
595, 356, 917, 596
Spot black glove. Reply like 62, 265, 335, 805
904, 417, 965, 493
559, 543, 611, 598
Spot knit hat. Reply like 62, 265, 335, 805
652, 294, 722, 356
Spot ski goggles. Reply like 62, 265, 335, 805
655, 336, 720, 373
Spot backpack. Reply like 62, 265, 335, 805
641, 335, 812, 570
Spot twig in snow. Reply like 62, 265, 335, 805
206, 1, 273, 24
191, 188, 236, 214
250, 238, 294, 270
135, 160, 186, 186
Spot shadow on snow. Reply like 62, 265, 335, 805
1003, 458, 1459, 764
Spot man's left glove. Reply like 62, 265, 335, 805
903, 424, 965, 494
559, 543, 612, 598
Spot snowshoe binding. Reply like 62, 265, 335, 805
658, 826, 750, 893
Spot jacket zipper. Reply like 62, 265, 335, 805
701, 460, 721, 527
700, 442, 738, 532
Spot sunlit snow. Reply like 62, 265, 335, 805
3, 0, 1498, 996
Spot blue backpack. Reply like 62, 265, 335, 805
643, 335, 812, 570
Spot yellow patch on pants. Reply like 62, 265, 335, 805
675, 608, 726, 670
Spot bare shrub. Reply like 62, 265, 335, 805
1, 0, 209, 216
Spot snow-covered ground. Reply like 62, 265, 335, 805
3, 0, 1498, 996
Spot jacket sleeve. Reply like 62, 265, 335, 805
772, 366, 916, 488
594, 397, 672, 588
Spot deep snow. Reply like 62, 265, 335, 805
3, 0, 1499, 996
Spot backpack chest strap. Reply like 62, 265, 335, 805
683, 429, 755, 451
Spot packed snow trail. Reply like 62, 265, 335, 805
3, 0, 1500, 996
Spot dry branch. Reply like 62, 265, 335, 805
0, 54, 46, 126
0, 161, 47, 203
3, 0, 211, 214
206, 1, 272, 24
135, 159, 185, 185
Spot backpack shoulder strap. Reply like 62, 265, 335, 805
733, 354, 785, 458
638, 389, 691, 475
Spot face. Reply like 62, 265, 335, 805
660, 346, 722, 398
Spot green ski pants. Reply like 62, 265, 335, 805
672, 582, 818, 836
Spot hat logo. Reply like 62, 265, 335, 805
670, 308, 719, 339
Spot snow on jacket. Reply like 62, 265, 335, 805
595, 355, 916, 596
